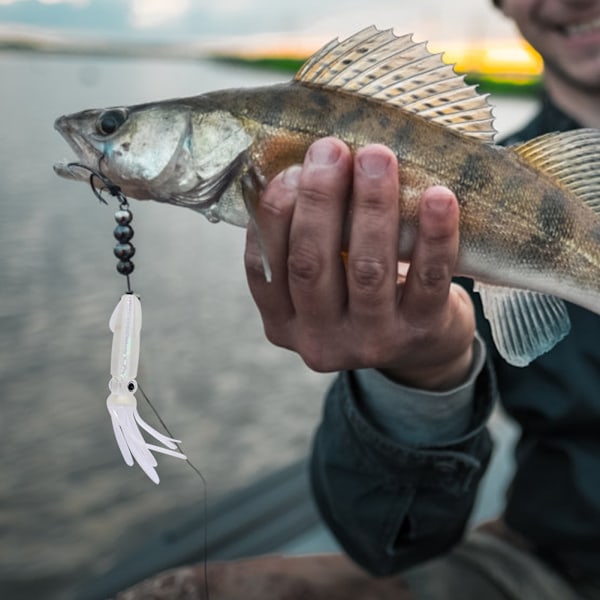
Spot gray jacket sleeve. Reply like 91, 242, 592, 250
309, 343, 496, 575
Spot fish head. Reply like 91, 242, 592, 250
53, 103, 193, 201
54, 99, 255, 225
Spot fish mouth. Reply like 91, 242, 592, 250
53, 115, 103, 180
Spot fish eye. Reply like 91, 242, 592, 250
96, 109, 128, 136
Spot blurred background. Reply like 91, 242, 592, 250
1, 1, 534, 598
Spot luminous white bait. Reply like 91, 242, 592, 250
106, 294, 187, 483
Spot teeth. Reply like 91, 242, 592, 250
565, 15, 600, 35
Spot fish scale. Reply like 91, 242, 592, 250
54, 26, 600, 367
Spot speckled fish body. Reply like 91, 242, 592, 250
54, 27, 600, 366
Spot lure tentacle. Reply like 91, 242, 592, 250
106, 294, 186, 483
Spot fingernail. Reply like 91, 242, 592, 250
308, 139, 341, 165
282, 165, 301, 188
358, 151, 391, 177
425, 188, 453, 213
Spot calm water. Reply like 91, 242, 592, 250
0, 51, 536, 600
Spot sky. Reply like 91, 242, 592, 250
0, 0, 519, 46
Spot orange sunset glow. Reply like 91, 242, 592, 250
226, 36, 544, 81
436, 39, 543, 78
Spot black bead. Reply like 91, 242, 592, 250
114, 209, 133, 225
116, 260, 135, 275
114, 243, 136, 260
114, 224, 134, 242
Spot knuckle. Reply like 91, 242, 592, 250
416, 263, 450, 292
423, 227, 453, 246
297, 183, 333, 209
287, 243, 323, 284
350, 257, 388, 291
260, 191, 294, 219
356, 192, 392, 217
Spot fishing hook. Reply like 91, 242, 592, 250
66, 157, 128, 207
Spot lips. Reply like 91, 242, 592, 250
54, 116, 102, 161
53, 116, 103, 180
54, 116, 90, 157
559, 14, 600, 37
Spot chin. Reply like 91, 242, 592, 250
544, 54, 600, 93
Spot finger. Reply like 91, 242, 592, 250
287, 138, 352, 325
347, 144, 400, 322
401, 185, 460, 325
244, 167, 299, 337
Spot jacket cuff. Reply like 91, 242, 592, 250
355, 333, 486, 446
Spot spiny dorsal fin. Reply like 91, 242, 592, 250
512, 129, 600, 213
295, 26, 496, 142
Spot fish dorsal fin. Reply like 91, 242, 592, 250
295, 26, 496, 142
474, 282, 570, 366
512, 129, 600, 213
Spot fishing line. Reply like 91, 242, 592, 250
68, 161, 134, 293
69, 161, 211, 599
139, 383, 211, 600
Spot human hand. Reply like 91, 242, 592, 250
115, 554, 412, 600
244, 138, 475, 391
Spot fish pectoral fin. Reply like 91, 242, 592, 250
241, 165, 272, 283
474, 282, 571, 367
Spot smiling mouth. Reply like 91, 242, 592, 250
560, 15, 600, 36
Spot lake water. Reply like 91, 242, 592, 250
0, 51, 537, 600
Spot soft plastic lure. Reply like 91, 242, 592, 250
106, 293, 187, 483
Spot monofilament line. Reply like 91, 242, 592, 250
138, 383, 211, 600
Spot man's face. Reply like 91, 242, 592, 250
501, 0, 600, 92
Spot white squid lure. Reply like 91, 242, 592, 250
107, 294, 187, 483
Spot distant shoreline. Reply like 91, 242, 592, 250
1, 38, 542, 97
0, 38, 206, 60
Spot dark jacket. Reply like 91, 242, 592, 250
310, 94, 600, 580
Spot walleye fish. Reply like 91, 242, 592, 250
54, 26, 600, 367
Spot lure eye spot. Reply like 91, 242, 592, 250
127, 381, 137, 393
96, 109, 127, 136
